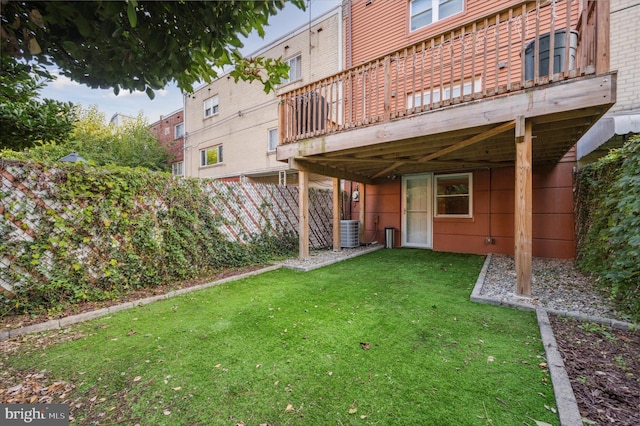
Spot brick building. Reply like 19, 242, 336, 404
150, 108, 185, 175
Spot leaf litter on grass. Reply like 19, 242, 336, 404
1, 250, 561, 425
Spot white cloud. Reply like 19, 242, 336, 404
48, 73, 81, 90
108, 88, 168, 99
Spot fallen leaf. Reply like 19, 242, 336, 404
348, 403, 358, 414
327, 371, 333, 376
529, 419, 552, 426
214, 364, 222, 369
360, 342, 371, 350
236, 422, 245, 426
256, 364, 262, 368
163, 410, 171, 415
496, 397, 508, 407
285, 404, 295, 413
581, 418, 596, 425
172, 387, 182, 391
544, 404, 557, 414
538, 362, 548, 369
487, 356, 495, 362
360, 415, 368, 419
133, 376, 142, 382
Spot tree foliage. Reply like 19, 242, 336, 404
0, 55, 76, 149
2, 106, 170, 171
1, 0, 305, 96
68, 106, 170, 171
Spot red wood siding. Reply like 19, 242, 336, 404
350, 159, 577, 258
349, 0, 525, 65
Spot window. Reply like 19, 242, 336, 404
204, 95, 219, 118
171, 161, 183, 176
435, 173, 472, 217
200, 145, 223, 166
410, 0, 463, 31
174, 123, 184, 139
267, 128, 278, 152
407, 77, 481, 108
281, 55, 302, 85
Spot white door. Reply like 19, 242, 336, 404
402, 174, 433, 248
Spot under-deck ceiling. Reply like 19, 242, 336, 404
277, 73, 616, 184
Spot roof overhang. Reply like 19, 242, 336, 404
576, 110, 640, 160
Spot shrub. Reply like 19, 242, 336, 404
576, 136, 640, 322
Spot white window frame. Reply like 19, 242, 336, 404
200, 145, 223, 167
281, 55, 302, 85
407, 76, 482, 108
204, 95, 219, 118
174, 123, 184, 139
267, 128, 278, 152
434, 172, 473, 218
410, 0, 464, 32
171, 161, 183, 176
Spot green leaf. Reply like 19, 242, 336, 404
127, 2, 137, 28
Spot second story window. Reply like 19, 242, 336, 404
204, 95, 219, 118
200, 145, 223, 166
281, 55, 302, 85
267, 128, 278, 152
410, 0, 463, 32
174, 123, 184, 139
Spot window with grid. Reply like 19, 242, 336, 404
204, 95, 219, 118
200, 145, 223, 166
281, 55, 302, 85
434, 173, 472, 217
410, 0, 463, 32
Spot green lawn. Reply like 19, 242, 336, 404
6, 249, 559, 425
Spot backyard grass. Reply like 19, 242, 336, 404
3, 249, 559, 425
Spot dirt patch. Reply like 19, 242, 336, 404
549, 315, 640, 426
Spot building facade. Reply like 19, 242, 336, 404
577, 0, 640, 163
275, 0, 614, 296
150, 108, 185, 175
183, 7, 343, 187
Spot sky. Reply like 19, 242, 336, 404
38, 0, 342, 125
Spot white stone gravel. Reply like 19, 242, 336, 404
480, 254, 627, 322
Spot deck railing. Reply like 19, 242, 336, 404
279, 0, 609, 145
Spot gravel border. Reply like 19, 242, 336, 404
471, 253, 638, 426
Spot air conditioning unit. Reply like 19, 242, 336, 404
340, 220, 360, 248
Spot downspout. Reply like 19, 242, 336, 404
182, 92, 187, 177
346, 0, 352, 68
338, 2, 343, 72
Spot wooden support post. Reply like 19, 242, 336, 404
595, 0, 610, 75
515, 117, 532, 296
299, 170, 310, 260
333, 178, 341, 251
358, 184, 366, 245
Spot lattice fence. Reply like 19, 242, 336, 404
0, 161, 333, 293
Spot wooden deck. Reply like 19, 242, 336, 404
276, 0, 615, 295
277, 0, 613, 183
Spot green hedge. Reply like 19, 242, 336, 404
575, 136, 640, 322
0, 160, 297, 317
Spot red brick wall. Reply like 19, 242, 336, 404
149, 110, 184, 163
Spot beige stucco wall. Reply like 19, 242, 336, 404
184, 7, 341, 182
